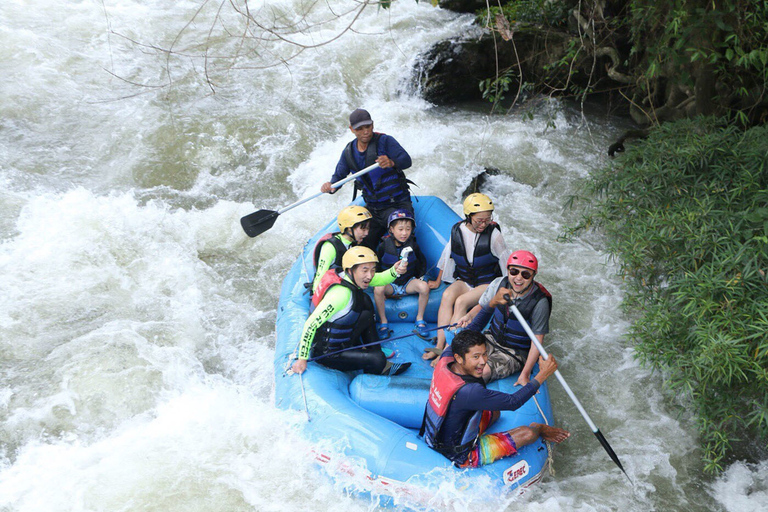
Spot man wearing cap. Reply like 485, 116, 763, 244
455, 250, 552, 387
321, 109, 413, 249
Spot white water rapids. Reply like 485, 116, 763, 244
1, 1, 766, 510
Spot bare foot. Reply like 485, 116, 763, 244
534, 423, 570, 443
422, 347, 441, 361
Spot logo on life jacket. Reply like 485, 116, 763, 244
427, 356, 466, 416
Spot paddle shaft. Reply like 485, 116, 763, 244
307, 323, 456, 362
276, 162, 380, 215
508, 304, 597, 429
506, 298, 631, 482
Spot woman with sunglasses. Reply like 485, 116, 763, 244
424, 193, 509, 364
455, 250, 552, 387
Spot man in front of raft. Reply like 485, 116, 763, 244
421, 330, 569, 468
320, 109, 413, 249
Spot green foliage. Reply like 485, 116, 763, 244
626, 0, 768, 124
479, 68, 517, 112
477, 0, 572, 28
564, 118, 768, 473
473, 0, 768, 124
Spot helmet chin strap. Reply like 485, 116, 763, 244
346, 267, 363, 288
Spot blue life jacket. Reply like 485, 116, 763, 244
420, 354, 485, 463
449, 221, 502, 287
488, 279, 552, 350
379, 234, 418, 286
343, 133, 411, 208
311, 274, 374, 357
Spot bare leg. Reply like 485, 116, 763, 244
373, 285, 392, 325
507, 423, 571, 450
428, 281, 470, 358
451, 284, 487, 324
406, 279, 430, 321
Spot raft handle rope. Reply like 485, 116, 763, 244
307, 323, 457, 363
532, 395, 554, 477
299, 372, 311, 422
285, 246, 313, 373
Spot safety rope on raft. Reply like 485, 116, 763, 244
533, 395, 555, 477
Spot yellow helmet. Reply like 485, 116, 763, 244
463, 193, 495, 216
338, 205, 372, 232
342, 246, 378, 271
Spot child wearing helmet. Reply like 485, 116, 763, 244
373, 209, 430, 339
291, 246, 412, 377
424, 193, 509, 364
455, 250, 552, 386
310, 205, 372, 295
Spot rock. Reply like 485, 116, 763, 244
411, 25, 573, 105
461, 167, 503, 198
437, 0, 488, 13
411, 35, 513, 104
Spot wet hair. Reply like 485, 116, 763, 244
452, 330, 487, 358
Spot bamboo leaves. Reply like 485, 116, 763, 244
565, 117, 768, 473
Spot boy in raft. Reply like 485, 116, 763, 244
457, 250, 551, 387
420, 330, 569, 468
311, 205, 372, 294
320, 109, 414, 249
424, 193, 508, 364
373, 209, 430, 340
291, 246, 412, 376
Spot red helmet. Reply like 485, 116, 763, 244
507, 250, 538, 272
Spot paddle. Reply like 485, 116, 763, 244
240, 162, 381, 237
504, 294, 632, 483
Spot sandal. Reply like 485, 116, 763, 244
377, 324, 392, 340
382, 348, 395, 359
413, 320, 430, 339
422, 347, 442, 361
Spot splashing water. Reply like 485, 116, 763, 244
1, 1, 765, 511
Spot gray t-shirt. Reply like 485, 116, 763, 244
479, 277, 550, 335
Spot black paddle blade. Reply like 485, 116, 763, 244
594, 429, 633, 484
240, 209, 279, 237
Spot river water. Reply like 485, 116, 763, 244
1, 1, 766, 511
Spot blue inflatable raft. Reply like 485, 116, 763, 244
274, 196, 554, 508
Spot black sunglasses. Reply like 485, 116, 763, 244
508, 268, 533, 280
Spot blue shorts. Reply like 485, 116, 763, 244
390, 278, 415, 297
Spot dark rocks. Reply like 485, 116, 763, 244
461, 167, 503, 198
412, 34, 515, 105
412, 25, 573, 106
437, 0, 489, 14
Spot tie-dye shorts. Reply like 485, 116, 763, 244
458, 410, 518, 468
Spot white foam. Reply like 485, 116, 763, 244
710, 461, 768, 512
1, 0, 765, 510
